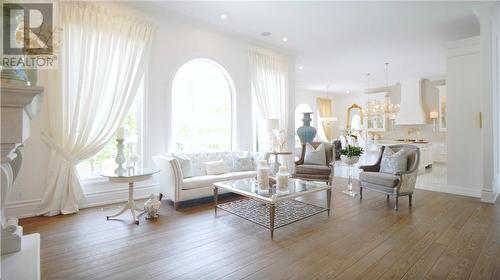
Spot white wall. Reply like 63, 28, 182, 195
5, 3, 294, 217
476, 4, 500, 203
446, 37, 483, 198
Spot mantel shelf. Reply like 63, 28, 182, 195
1, 81, 44, 108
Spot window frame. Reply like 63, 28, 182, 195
170, 58, 236, 152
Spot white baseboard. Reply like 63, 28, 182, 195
4, 183, 160, 219
416, 184, 482, 198
481, 189, 499, 203
80, 184, 159, 209
4, 199, 42, 219
480, 176, 500, 204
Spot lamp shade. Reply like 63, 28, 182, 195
266, 118, 279, 133
429, 111, 439, 119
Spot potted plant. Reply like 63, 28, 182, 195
340, 145, 364, 165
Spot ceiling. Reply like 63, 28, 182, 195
147, 1, 482, 93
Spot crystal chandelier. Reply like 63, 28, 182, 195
366, 63, 400, 118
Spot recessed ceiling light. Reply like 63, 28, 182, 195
282, 37, 288, 42
220, 14, 227, 20
346, 90, 351, 94
297, 66, 303, 70
261, 32, 271, 37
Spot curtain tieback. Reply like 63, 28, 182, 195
41, 133, 80, 165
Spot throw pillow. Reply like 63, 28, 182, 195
173, 155, 194, 178
205, 160, 228, 175
232, 156, 254, 172
380, 147, 408, 174
304, 143, 326, 165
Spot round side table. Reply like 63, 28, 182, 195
101, 167, 159, 225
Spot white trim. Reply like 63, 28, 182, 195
416, 184, 482, 199
80, 183, 159, 209
481, 176, 500, 203
4, 183, 160, 218
4, 199, 42, 219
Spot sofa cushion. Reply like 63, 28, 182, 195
205, 160, 228, 175
359, 171, 400, 188
232, 156, 254, 172
172, 154, 194, 178
295, 164, 331, 175
182, 171, 256, 190
183, 175, 221, 190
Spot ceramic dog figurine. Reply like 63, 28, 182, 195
144, 194, 161, 219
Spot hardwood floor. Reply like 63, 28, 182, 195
20, 178, 500, 280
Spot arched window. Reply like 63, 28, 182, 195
294, 104, 313, 147
172, 59, 234, 151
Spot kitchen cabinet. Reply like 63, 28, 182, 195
365, 114, 386, 132
432, 142, 447, 163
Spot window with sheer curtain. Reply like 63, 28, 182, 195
77, 80, 144, 180
249, 51, 289, 152
171, 59, 234, 152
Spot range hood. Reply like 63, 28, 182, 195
395, 78, 426, 125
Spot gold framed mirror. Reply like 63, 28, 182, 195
346, 104, 363, 130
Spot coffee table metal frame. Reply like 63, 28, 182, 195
213, 178, 332, 239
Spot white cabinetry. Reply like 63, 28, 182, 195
432, 142, 447, 163
419, 144, 433, 170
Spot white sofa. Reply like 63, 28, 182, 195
153, 151, 269, 209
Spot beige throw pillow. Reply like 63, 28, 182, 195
205, 160, 228, 175
304, 143, 326, 165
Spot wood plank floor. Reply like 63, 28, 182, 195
20, 178, 500, 280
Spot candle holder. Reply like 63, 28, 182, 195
115, 138, 126, 175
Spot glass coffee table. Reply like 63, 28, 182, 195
213, 178, 332, 239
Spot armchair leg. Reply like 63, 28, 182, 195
360, 187, 363, 200
409, 194, 413, 207
394, 196, 399, 211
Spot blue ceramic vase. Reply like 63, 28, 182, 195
297, 112, 317, 144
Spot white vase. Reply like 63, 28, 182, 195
341, 155, 359, 165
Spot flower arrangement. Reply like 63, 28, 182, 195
339, 145, 364, 158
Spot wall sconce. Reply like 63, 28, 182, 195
429, 111, 439, 132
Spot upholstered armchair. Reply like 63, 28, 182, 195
294, 142, 335, 185
358, 145, 420, 210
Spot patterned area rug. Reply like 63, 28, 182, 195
217, 199, 327, 229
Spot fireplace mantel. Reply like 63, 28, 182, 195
1, 81, 44, 255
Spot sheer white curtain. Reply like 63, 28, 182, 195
38, 2, 153, 216
249, 50, 289, 150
